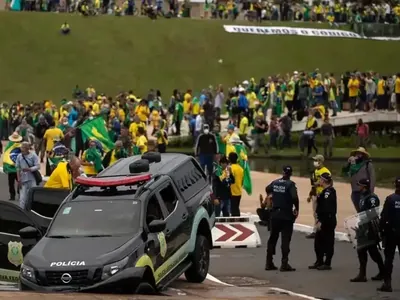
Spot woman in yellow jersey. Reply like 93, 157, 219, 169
150, 109, 161, 135
376, 76, 387, 110
183, 96, 191, 118
135, 100, 150, 123
129, 116, 145, 143
154, 119, 168, 153
81, 140, 103, 176
135, 127, 148, 154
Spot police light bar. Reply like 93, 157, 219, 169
75, 174, 151, 187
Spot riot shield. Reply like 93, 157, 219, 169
344, 207, 382, 251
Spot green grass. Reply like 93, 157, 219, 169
1, 12, 400, 102
168, 147, 400, 159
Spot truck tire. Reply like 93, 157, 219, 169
184, 234, 210, 283
142, 152, 161, 163
129, 159, 150, 173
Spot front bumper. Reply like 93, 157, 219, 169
20, 267, 146, 292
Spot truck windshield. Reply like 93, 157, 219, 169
47, 200, 140, 238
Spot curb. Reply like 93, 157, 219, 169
244, 213, 351, 243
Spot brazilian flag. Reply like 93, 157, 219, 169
3, 142, 21, 173
79, 117, 115, 152
233, 143, 252, 196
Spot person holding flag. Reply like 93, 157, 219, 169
46, 139, 70, 176
102, 140, 128, 168
79, 116, 115, 153
3, 132, 22, 201
226, 135, 252, 196
81, 139, 104, 176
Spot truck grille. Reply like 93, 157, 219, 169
45, 270, 89, 286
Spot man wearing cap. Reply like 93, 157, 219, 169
377, 177, 400, 292
265, 166, 299, 272
309, 172, 337, 271
195, 124, 218, 183
3, 132, 22, 201
342, 147, 375, 212
306, 154, 331, 239
350, 178, 385, 283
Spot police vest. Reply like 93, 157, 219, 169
271, 179, 293, 211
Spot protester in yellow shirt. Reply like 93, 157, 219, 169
136, 127, 148, 154
347, 74, 360, 113
285, 84, 295, 112
81, 140, 103, 176
305, 154, 331, 238
224, 124, 236, 144
228, 152, 244, 216
129, 116, 145, 143
126, 90, 137, 102
395, 73, 400, 113
238, 113, 252, 149
102, 140, 128, 168
43, 123, 64, 153
154, 119, 168, 153
135, 100, 150, 123
86, 86, 96, 98
118, 104, 126, 122
183, 96, 191, 115
150, 109, 161, 134
44, 157, 81, 190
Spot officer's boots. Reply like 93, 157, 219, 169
265, 253, 278, 271
371, 267, 385, 281
350, 264, 367, 282
280, 258, 296, 272
377, 279, 392, 293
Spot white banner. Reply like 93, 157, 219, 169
223, 25, 400, 41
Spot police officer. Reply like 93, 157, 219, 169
377, 177, 400, 292
309, 173, 337, 271
265, 166, 299, 272
350, 178, 385, 282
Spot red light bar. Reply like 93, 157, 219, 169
75, 174, 151, 187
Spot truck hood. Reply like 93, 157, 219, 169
25, 235, 140, 269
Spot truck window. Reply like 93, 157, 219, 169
0, 206, 35, 236
146, 195, 164, 226
159, 184, 178, 215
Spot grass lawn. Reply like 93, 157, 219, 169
167, 147, 400, 159
1, 12, 400, 103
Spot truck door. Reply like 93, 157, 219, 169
156, 180, 190, 258
0, 201, 42, 283
26, 187, 70, 232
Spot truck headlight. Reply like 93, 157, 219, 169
101, 256, 129, 280
21, 264, 37, 283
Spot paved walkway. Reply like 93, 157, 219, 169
241, 171, 392, 232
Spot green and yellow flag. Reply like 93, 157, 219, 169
79, 117, 115, 152
233, 143, 252, 196
3, 142, 21, 173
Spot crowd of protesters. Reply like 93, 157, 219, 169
0, 70, 399, 207
4, 0, 400, 25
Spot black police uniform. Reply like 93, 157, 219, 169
350, 181, 384, 282
378, 178, 400, 292
310, 180, 337, 270
265, 166, 299, 272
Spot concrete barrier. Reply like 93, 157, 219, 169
212, 216, 261, 248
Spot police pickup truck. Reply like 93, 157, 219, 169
0, 152, 215, 293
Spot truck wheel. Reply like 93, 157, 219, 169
185, 234, 210, 283
135, 281, 156, 295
